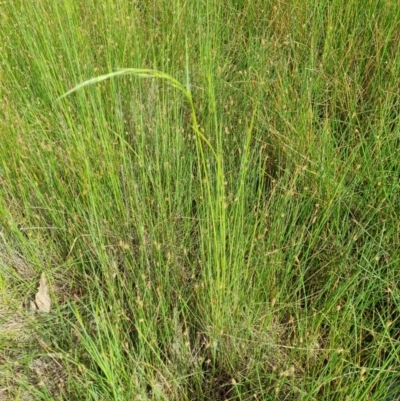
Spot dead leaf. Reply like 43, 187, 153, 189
35, 273, 51, 313
29, 300, 37, 311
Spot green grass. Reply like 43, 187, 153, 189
1, 0, 399, 400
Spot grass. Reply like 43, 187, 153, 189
0, 0, 399, 399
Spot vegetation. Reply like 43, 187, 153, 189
1, 0, 399, 399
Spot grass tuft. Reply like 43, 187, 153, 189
1, 0, 399, 399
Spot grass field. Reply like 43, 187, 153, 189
1, 0, 399, 400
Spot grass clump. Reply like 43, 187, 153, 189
1, 0, 399, 400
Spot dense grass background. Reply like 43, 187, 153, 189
1, 0, 399, 399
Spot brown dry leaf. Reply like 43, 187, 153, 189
35, 273, 51, 313
29, 300, 37, 311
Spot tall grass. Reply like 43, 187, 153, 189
1, 0, 399, 400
